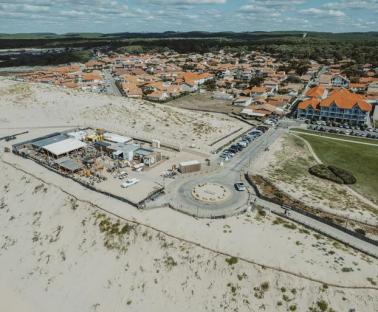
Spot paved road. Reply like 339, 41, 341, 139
103, 70, 122, 97
147, 121, 378, 258
257, 198, 378, 259
148, 127, 285, 217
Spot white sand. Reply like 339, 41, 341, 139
0, 79, 249, 153
0, 79, 377, 311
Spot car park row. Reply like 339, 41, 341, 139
307, 124, 378, 139
219, 127, 266, 162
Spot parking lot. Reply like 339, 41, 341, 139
306, 123, 378, 139
218, 125, 270, 163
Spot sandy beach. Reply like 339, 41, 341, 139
0, 78, 377, 311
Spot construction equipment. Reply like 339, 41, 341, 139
85, 129, 104, 142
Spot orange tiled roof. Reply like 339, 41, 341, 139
320, 88, 372, 112
306, 85, 325, 98
298, 98, 320, 110
251, 86, 266, 93
48, 65, 81, 74
85, 60, 104, 68
82, 72, 102, 81
62, 81, 79, 89
177, 72, 213, 86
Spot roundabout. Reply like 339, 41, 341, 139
192, 183, 231, 203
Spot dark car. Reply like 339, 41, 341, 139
231, 144, 242, 151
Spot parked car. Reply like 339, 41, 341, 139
238, 141, 247, 148
121, 178, 139, 188
243, 136, 252, 142
231, 144, 242, 151
234, 182, 246, 192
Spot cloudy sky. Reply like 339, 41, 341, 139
0, 0, 377, 34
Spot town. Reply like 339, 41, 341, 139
0, 28, 378, 312
13, 50, 378, 128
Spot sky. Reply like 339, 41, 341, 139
0, 0, 377, 34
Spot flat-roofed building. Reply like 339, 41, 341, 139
179, 160, 201, 174
42, 138, 87, 158
104, 132, 133, 144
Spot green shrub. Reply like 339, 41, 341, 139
317, 300, 328, 311
309, 164, 343, 184
354, 228, 366, 236
225, 257, 238, 265
342, 267, 353, 272
261, 282, 269, 291
308, 164, 356, 185
328, 165, 357, 184
257, 209, 267, 217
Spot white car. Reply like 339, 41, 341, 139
121, 178, 139, 188
264, 120, 274, 125
234, 182, 246, 192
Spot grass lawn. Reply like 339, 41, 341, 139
291, 128, 378, 145
297, 133, 378, 204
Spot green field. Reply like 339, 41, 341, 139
291, 128, 378, 145
297, 133, 378, 204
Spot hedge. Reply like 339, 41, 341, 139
309, 164, 356, 185
328, 165, 357, 184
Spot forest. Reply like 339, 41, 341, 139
0, 31, 377, 68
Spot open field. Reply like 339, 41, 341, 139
297, 133, 378, 205
249, 134, 378, 223
167, 92, 241, 114
291, 128, 378, 145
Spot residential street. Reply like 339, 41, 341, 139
103, 70, 122, 96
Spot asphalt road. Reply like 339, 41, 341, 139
158, 122, 378, 258
103, 70, 122, 97
158, 126, 285, 218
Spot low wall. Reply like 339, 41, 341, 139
213, 126, 255, 154
245, 174, 378, 247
